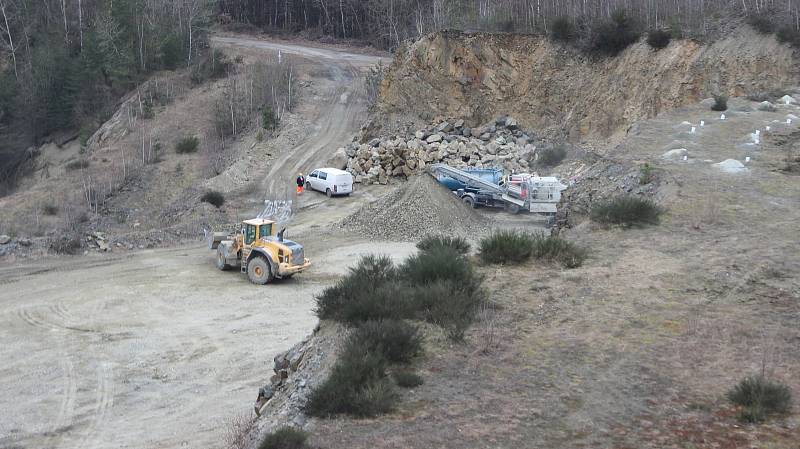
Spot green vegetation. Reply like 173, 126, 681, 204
711, 94, 728, 112
478, 230, 586, 268
537, 145, 568, 167
727, 375, 792, 423
258, 427, 310, 449
309, 243, 487, 417
262, 106, 279, 130
639, 163, 654, 185
201, 191, 225, 208
190, 49, 233, 85
416, 235, 470, 256
393, 370, 424, 388
747, 15, 775, 34
175, 136, 200, 154
42, 204, 59, 216
591, 196, 663, 227
589, 9, 640, 56
550, 17, 576, 42
646, 29, 672, 49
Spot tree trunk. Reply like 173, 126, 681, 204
0, 3, 17, 80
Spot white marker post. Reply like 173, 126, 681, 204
745, 156, 751, 163
721, 114, 726, 120
683, 155, 688, 161
691, 126, 696, 134
700, 120, 705, 127
766, 126, 771, 131
788, 119, 793, 125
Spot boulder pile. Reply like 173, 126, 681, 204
341, 117, 542, 184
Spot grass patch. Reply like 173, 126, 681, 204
646, 29, 671, 49
728, 375, 792, 423
258, 427, 310, 449
537, 145, 567, 167
65, 159, 89, 171
416, 235, 470, 255
591, 196, 663, 227
393, 370, 424, 388
201, 190, 225, 208
175, 136, 199, 154
711, 94, 728, 112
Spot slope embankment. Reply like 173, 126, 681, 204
375, 27, 798, 141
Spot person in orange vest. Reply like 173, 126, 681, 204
296, 173, 305, 195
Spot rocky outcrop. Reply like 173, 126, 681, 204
376, 28, 798, 141
341, 116, 557, 184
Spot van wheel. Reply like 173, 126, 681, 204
462, 196, 477, 209
326, 188, 332, 198
305, 181, 311, 190
247, 256, 273, 285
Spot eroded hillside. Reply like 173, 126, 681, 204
374, 27, 798, 140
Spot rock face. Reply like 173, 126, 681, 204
375, 28, 798, 141
341, 116, 541, 184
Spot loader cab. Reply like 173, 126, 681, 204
242, 218, 276, 246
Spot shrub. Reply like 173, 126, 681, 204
550, 16, 575, 42
478, 230, 534, 264
537, 145, 567, 167
400, 246, 476, 286
262, 106, 279, 130
711, 94, 728, 112
305, 338, 397, 417
42, 204, 59, 216
727, 375, 792, 423
159, 34, 183, 71
65, 159, 89, 171
352, 320, 422, 364
747, 15, 775, 34
190, 49, 232, 85
412, 279, 483, 341
315, 255, 410, 324
647, 29, 671, 49
175, 136, 199, 154
258, 427, 309, 449
394, 370, 424, 388
49, 235, 83, 254
776, 26, 800, 46
416, 235, 470, 256
589, 9, 640, 56
201, 190, 225, 208
591, 196, 663, 227
639, 163, 654, 185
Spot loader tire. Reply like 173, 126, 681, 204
505, 203, 521, 214
462, 196, 477, 209
216, 247, 230, 271
247, 256, 273, 285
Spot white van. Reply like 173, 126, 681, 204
306, 168, 353, 197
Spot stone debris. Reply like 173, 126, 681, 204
0, 235, 11, 245
758, 101, 778, 112
713, 159, 748, 173
661, 149, 688, 160
338, 175, 489, 241
340, 117, 542, 185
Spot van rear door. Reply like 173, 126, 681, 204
333, 173, 353, 194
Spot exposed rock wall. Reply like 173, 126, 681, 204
375, 28, 798, 141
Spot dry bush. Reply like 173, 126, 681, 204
728, 375, 792, 423
478, 301, 499, 354
224, 413, 256, 449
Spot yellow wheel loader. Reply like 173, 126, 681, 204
208, 218, 311, 284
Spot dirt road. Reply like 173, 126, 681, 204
0, 38, 402, 449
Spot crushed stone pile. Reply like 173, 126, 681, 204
339, 175, 490, 241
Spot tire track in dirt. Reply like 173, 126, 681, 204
43, 358, 78, 449
75, 362, 114, 449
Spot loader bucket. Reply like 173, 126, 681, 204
207, 231, 229, 250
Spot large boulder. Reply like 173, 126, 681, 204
327, 148, 349, 169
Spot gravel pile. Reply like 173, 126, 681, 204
339, 174, 489, 241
